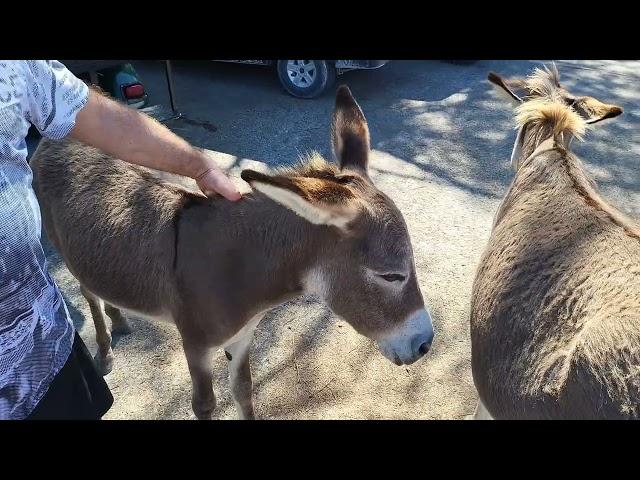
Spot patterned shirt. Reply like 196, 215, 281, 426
0, 60, 88, 419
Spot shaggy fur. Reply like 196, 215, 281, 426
472, 66, 640, 419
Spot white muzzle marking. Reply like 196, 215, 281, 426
376, 309, 434, 365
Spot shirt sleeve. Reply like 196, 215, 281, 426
21, 60, 89, 140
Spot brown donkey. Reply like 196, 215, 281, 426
31, 86, 434, 420
471, 64, 640, 419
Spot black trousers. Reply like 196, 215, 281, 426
27, 332, 114, 420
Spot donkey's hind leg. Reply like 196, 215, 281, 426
105, 303, 132, 335
80, 286, 114, 376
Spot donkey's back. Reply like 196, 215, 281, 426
31, 137, 189, 314
471, 151, 640, 419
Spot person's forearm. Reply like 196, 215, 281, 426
70, 89, 240, 200
71, 89, 205, 178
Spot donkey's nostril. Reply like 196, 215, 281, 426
418, 342, 431, 355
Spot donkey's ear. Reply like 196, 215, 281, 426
332, 85, 370, 176
241, 169, 358, 229
573, 96, 623, 124
488, 72, 524, 105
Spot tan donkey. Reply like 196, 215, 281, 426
471, 64, 639, 419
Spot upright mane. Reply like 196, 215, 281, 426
515, 66, 587, 144
513, 66, 640, 239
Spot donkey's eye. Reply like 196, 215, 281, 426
378, 273, 406, 283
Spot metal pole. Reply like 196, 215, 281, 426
89, 70, 99, 87
164, 60, 181, 119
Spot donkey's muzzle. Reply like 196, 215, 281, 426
418, 340, 432, 355
377, 309, 435, 366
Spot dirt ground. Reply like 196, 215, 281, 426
40, 60, 640, 419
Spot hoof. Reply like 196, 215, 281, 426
194, 410, 214, 420
192, 398, 216, 420
94, 351, 114, 376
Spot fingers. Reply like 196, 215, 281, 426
196, 168, 241, 201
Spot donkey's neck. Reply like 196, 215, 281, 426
519, 136, 557, 170
519, 123, 563, 164
508, 145, 640, 239
179, 192, 335, 315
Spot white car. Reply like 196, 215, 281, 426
214, 60, 389, 99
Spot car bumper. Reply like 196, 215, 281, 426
334, 60, 389, 70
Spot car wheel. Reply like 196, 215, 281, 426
276, 60, 335, 99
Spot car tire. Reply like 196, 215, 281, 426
276, 60, 335, 99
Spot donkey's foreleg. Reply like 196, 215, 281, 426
183, 340, 216, 420
225, 329, 258, 420
80, 286, 113, 376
